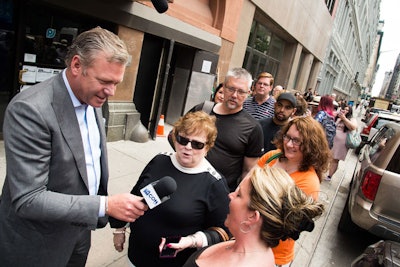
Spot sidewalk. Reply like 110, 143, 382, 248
86, 125, 175, 267
0, 121, 358, 266
0, 125, 174, 267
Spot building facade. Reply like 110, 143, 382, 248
0, 0, 334, 141
317, 0, 381, 104
379, 71, 393, 99
382, 53, 400, 102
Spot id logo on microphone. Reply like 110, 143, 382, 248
140, 184, 162, 209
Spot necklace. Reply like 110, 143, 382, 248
225, 245, 268, 253
281, 160, 299, 174
285, 166, 298, 174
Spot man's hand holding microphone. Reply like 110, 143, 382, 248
111, 176, 177, 252
106, 194, 148, 223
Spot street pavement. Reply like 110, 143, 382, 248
0, 119, 360, 266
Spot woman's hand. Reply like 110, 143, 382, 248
158, 235, 196, 254
113, 228, 126, 252
338, 111, 357, 131
337, 110, 346, 120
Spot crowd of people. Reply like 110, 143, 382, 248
0, 26, 357, 267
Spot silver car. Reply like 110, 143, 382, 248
339, 122, 400, 241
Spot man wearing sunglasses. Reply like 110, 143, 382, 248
189, 68, 264, 192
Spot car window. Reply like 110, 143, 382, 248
387, 146, 400, 174
375, 118, 394, 129
369, 126, 400, 174
369, 126, 394, 163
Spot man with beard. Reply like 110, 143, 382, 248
259, 93, 297, 153
189, 68, 264, 192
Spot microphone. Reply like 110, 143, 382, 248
140, 176, 177, 209
151, 0, 168, 13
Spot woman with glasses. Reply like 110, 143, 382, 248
110, 111, 230, 267
257, 116, 331, 266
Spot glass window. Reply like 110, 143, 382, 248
375, 119, 391, 129
254, 24, 271, 54
22, 2, 114, 68
369, 126, 397, 170
244, 20, 285, 79
387, 144, 400, 174
269, 35, 284, 60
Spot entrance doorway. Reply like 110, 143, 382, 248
0, 0, 16, 138
0, 0, 115, 138
133, 33, 199, 139
133, 33, 219, 139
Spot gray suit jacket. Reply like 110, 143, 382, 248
0, 73, 109, 266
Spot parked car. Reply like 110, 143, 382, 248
355, 112, 400, 154
339, 122, 400, 242
362, 107, 390, 123
361, 112, 400, 141
352, 240, 400, 266
391, 104, 400, 114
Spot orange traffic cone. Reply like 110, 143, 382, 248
157, 114, 165, 136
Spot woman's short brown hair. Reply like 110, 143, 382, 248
172, 111, 217, 150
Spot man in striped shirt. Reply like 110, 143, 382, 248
243, 72, 275, 120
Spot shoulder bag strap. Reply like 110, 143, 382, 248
266, 152, 283, 164
202, 100, 215, 114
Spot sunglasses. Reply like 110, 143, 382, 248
175, 135, 206, 150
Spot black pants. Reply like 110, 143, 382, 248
67, 229, 91, 267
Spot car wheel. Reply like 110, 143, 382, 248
338, 195, 362, 233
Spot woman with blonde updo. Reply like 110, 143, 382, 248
183, 166, 324, 267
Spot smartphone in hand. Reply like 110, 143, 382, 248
159, 236, 181, 258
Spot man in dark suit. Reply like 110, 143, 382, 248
0, 27, 147, 267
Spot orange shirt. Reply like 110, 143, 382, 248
258, 150, 320, 265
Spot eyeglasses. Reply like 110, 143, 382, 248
256, 82, 270, 87
176, 135, 206, 150
224, 86, 249, 96
283, 134, 302, 146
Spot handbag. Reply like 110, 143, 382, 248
345, 130, 361, 149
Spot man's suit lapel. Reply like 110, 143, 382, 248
52, 74, 90, 190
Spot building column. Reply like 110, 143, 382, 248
287, 43, 303, 90
307, 60, 322, 93
103, 25, 148, 142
